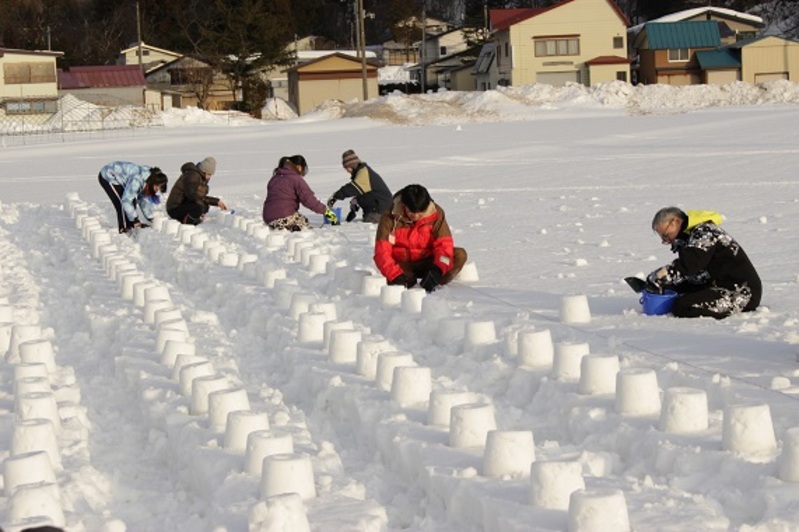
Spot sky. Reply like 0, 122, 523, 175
2, 80, 799, 531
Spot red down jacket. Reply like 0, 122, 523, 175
373, 196, 455, 282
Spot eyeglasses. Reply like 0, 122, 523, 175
655, 218, 678, 244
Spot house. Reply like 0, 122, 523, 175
423, 47, 481, 91
145, 56, 234, 110
629, 7, 764, 46
383, 16, 452, 67
57, 65, 163, 108
480, 0, 630, 90
633, 21, 722, 84
415, 27, 473, 89
116, 42, 182, 72
723, 35, 799, 83
0, 47, 64, 115
285, 52, 378, 115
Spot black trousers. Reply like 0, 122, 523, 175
98, 173, 134, 232
168, 202, 209, 225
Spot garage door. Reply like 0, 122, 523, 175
755, 72, 788, 83
536, 71, 580, 86
707, 70, 740, 84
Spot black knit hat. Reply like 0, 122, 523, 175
342, 149, 361, 170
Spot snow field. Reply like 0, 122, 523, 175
3, 181, 799, 530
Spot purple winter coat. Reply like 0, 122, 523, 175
262, 166, 327, 223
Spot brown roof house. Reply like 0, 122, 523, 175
286, 52, 378, 115
57, 65, 160, 108
1, 47, 64, 116
480, 0, 630, 89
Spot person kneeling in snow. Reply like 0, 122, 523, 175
166, 156, 227, 225
647, 206, 761, 319
374, 184, 467, 293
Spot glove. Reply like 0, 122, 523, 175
420, 267, 443, 293
389, 273, 417, 289
324, 208, 340, 225
346, 209, 358, 223
646, 267, 668, 293
326, 197, 336, 209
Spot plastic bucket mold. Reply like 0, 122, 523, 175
640, 290, 677, 316
324, 207, 342, 225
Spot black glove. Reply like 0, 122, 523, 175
346, 209, 358, 223
389, 273, 417, 289
326, 197, 336, 209
420, 267, 443, 293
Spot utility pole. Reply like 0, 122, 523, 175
357, 0, 368, 100
136, 1, 143, 72
420, 2, 426, 93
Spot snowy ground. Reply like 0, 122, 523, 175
2, 81, 799, 531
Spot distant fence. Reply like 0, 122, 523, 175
0, 94, 164, 147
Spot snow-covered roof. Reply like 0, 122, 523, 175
630, 7, 764, 34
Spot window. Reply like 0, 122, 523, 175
613, 36, 624, 49
3, 62, 56, 84
737, 31, 756, 41
504, 42, 509, 57
4, 99, 58, 114
534, 38, 579, 57
668, 48, 689, 62
135, 50, 151, 56
616, 71, 627, 82
440, 46, 447, 56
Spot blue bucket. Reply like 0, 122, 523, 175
324, 207, 342, 225
639, 290, 678, 316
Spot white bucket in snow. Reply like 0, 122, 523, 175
578, 354, 620, 395
722, 403, 777, 455
245, 429, 294, 476
224, 410, 270, 453
449, 402, 496, 448
209, 387, 251, 432
659, 387, 708, 434
18, 339, 56, 374
261, 453, 316, 501
615, 368, 661, 416
11, 419, 61, 470
391, 366, 431, 408
551, 342, 590, 381
375, 351, 415, 392
179, 360, 215, 396
482, 430, 535, 479
464, 320, 497, 349
518, 329, 554, 369
356, 336, 393, 380
3, 450, 57, 496
568, 488, 631, 532
361, 275, 386, 297
427, 390, 475, 427
559, 294, 591, 324
529, 460, 585, 510
328, 328, 362, 364
778, 427, 799, 482
190, 375, 230, 416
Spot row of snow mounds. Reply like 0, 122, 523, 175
62, 194, 394, 531
0, 226, 88, 529
163, 208, 799, 530
50, 195, 799, 530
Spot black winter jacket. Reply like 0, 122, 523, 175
331, 163, 392, 217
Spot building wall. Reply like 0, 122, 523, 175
740, 37, 799, 83
706, 69, 740, 84
509, 0, 628, 87
0, 52, 59, 100
588, 63, 628, 84
118, 46, 180, 67
290, 56, 378, 114
450, 68, 476, 91
58, 87, 144, 107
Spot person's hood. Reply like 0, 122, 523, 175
685, 210, 723, 231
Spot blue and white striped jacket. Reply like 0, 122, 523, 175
99, 161, 158, 222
